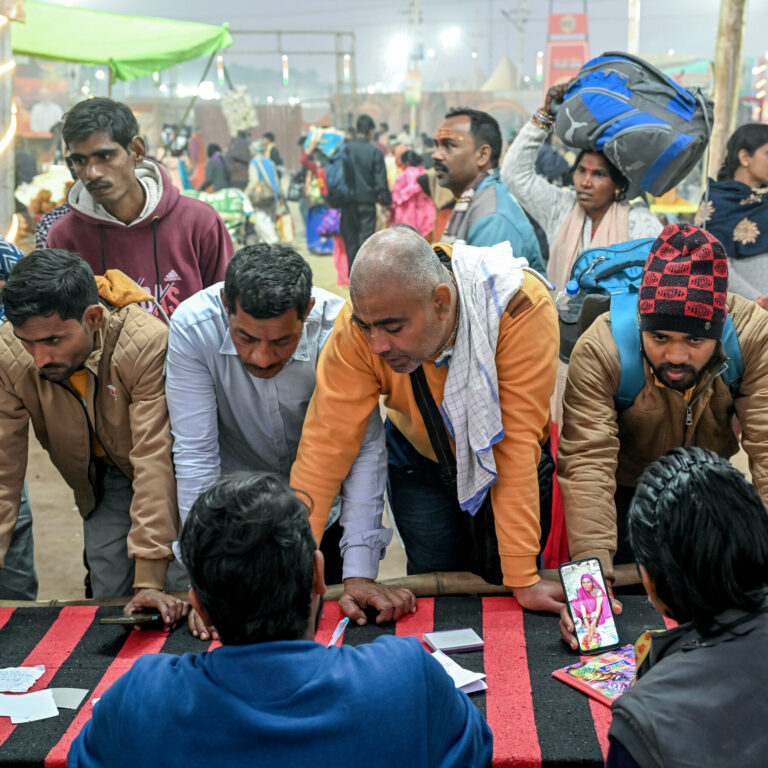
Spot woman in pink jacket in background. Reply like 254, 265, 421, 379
391, 150, 436, 238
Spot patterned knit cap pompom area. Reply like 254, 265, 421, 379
639, 223, 729, 340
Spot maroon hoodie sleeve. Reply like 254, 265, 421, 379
196, 208, 233, 287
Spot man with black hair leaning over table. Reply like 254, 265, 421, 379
558, 223, 768, 649
68, 472, 493, 768
0, 249, 186, 623
166, 243, 415, 639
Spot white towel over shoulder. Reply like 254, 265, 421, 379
438, 240, 530, 515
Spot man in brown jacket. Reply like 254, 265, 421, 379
0, 249, 186, 625
558, 224, 768, 647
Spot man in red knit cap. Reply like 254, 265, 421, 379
556, 223, 768, 648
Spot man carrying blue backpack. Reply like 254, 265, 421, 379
556, 223, 768, 649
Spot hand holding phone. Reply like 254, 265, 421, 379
558, 559, 620, 653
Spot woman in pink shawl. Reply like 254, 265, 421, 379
571, 573, 611, 646
391, 150, 436, 238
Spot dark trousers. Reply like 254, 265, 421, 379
319, 519, 344, 585
386, 422, 553, 578
340, 202, 377, 271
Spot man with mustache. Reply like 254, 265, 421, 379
47, 98, 232, 317
0, 249, 187, 623
433, 107, 545, 273
557, 224, 768, 647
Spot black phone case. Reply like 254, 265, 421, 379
558, 557, 620, 654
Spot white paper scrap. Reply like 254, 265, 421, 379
51, 688, 89, 710
0, 690, 59, 723
0, 665, 45, 693
431, 650, 487, 693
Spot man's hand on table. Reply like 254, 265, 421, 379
123, 588, 188, 631
339, 577, 417, 625
558, 586, 623, 651
513, 578, 566, 613
188, 607, 220, 642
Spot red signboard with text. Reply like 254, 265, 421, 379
547, 13, 588, 37
544, 40, 590, 91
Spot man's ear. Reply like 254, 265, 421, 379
313, 550, 327, 596
83, 304, 104, 332
128, 135, 146, 165
433, 282, 453, 318
301, 297, 316, 323
189, 587, 213, 626
475, 142, 491, 168
220, 288, 229, 314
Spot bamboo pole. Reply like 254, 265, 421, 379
708, 0, 748, 178
0, 567, 642, 608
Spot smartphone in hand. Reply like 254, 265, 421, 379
558, 558, 620, 654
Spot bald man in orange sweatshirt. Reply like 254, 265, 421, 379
291, 226, 565, 620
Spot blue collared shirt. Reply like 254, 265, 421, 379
166, 283, 390, 579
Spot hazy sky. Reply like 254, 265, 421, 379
42, 0, 768, 89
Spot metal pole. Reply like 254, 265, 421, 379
709, 0, 748, 177
0, 17, 14, 239
626, 0, 641, 55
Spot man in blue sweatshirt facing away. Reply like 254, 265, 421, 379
68, 473, 493, 768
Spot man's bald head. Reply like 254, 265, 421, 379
350, 226, 448, 302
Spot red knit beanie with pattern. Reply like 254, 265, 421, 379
639, 223, 729, 340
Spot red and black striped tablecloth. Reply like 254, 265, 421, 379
0, 595, 662, 767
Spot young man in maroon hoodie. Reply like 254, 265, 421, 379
47, 98, 233, 317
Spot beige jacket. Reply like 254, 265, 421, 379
558, 292, 768, 578
0, 275, 178, 589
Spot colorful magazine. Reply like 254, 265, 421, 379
552, 645, 636, 707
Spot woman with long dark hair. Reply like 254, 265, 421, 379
698, 123, 768, 306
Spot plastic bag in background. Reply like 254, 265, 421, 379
276, 211, 295, 244
251, 209, 279, 244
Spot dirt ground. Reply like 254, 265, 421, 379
25, 228, 408, 601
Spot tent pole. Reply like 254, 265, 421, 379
173, 49, 219, 141
108, 68, 113, 98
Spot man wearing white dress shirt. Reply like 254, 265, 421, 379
166, 244, 415, 639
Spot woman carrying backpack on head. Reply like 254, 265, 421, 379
501, 82, 662, 294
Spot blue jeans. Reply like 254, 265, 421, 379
386, 422, 472, 575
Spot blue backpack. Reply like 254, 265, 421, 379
568, 238, 743, 410
555, 51, 713, 196
323, 147, 355, 209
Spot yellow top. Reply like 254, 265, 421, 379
68, 369, 109, 461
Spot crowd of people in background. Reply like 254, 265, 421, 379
4, 86, 768, 768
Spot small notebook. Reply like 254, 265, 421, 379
422, 628, 484, 653
552, 645, 636, 707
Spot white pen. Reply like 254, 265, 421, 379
327, 617, 349, 647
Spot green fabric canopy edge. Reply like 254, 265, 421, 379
11, 1, 232, 82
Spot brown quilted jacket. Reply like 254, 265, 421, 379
558, 292, 768, 578
0, 275, 178, 590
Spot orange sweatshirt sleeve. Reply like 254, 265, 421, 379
489, 273, 558, 588
290, 303, 383, 544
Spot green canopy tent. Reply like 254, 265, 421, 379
11, 1, 232, 84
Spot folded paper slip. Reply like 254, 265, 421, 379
431, 650, 487, 694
